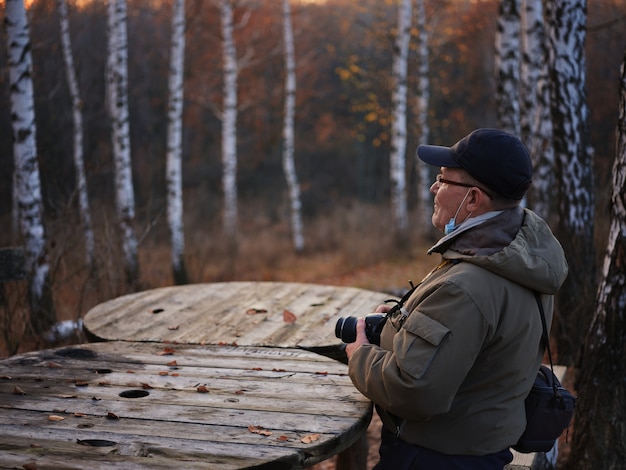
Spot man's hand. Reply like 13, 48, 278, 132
345, 318, 370, 360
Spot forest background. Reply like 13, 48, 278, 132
0, 0, 624, 358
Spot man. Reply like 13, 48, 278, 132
345, 128, 568, 469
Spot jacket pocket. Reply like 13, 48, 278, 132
394, 312, 450, 379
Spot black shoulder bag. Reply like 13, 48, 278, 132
513, 293, 577, 454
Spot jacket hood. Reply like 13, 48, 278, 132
431, 208, 568, 294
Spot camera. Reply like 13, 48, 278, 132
335, 314, 386, 346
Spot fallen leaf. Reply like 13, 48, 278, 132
248, 425, 272, 436
277, 435, 289, 442
171, 373, 179, 377
75, 380, 89, 387
235, 390, 245, 395
166, 360, 177, 367
126, 370, 135, 374
48, 415, 65, 422
159, 371, 169, 376
106, 411, 119, 420
300, 433, 320, 444
47, 361, 63, 368
13, 386, 25, 395
272, 368, 286, 372
246, 308, 268, 315
57, 394, 77, 399
158, 347, 176, 356
283, 309, 297, 323
74, 412, 87, 417
197, 385, 209, 393
23, 462, 37, 470
141, 383, 153, 389
315, 371, 328, 375
98, 381, 110, 386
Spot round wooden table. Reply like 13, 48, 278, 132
0, 340, 372, 469
83, 281, 393, 351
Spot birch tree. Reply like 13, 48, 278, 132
5, 0, 56, 334
520, 0, 555, 222
389, 0, 412, 242
107, 0, 139, 288
494, 0, 521, 136
220, 0, 238, 238
544, 0, 595, 365
57, 0, 95, 269
166, 0, 189, 285
566, 48, 626, 470
414, 0, 433, 238
281, 0, 304, 252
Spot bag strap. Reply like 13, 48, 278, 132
534, 292, 559, 394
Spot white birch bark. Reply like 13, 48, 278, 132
544, 0, 595, 364
5, 0, 56, 333
566, 49, 626, 470
106, 0, 139, 287
166, 0, 188, 284
282, 0, 304, 252
390, 0, 412, 240
520, 0, 554, 221
57, 0, 95, 268
414, 0, 433, 237
220, 0, 238, 237
495, 0, 521, 136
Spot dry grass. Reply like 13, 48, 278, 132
0, 202, 435, 357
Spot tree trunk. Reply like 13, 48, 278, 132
166, 0, 189, 285
57, 0, 96, 269
107, 0, 139, 289
390, 0, 412, 243
544, 0, 595, 365
520, 0, 555, 223
414, 0, 434, 239
495, 0, 521, 136
281, 0, 305, 253
221, 0, 238, 239
565, 47, 626, 470
5, 0, 56, 335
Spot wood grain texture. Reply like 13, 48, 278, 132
83, 282, 393, 349
0, 341, 372, 469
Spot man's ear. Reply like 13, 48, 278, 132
467, 188, 487, 211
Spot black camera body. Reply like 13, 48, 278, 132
335, 314, 386, 346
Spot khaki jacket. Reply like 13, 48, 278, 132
348, 208, 568, 455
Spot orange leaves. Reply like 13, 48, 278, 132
283, 309, 297, 323
246, 307, 297, 323
300, 433, 320, 444
247, 426, 320, 445
48, 415, 65, 422
197, 385, 209, 393
158, 347, 176, 356
248, 425, 272, 436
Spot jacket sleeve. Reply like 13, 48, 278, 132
348, 281, 490, 420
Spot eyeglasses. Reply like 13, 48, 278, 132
435, 174, 493, 199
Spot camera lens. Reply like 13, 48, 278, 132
335, 316, 357, 343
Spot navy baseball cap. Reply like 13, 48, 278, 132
416, 128, 532, 200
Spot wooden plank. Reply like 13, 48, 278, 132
0, 341, 373, 469
83, 282, 392, 349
